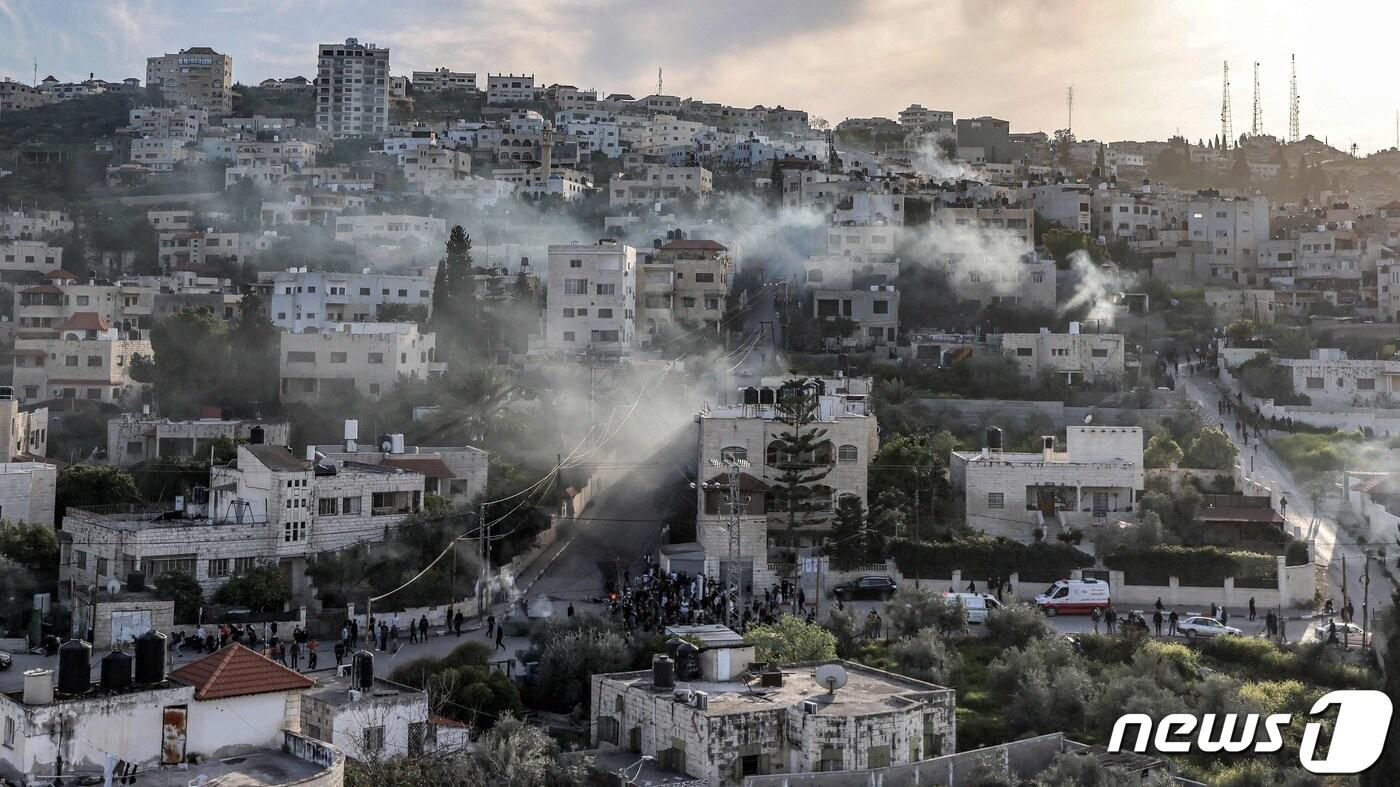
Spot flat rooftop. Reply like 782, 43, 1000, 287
135, 747, 323, 787
305, 673, 422, 708
604, 661, 948, 717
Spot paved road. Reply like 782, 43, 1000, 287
1182, 372, 1391, 627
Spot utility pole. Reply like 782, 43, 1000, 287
1363, 552, 1371, 652
1341, 553, 1348, 648
1065, 86, 1073, 135
478, 501, 489, 617
712, 455, 750, 630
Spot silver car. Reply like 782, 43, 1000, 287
1178, 616, 1241, 639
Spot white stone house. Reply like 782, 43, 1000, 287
1279, 349, 1400, 406
951, 426, 1144, 541
263, 267, 435, 333
544, 240, 637, 355
279, 322, 442, 402
997, 328, 1127, 386
106, 415, 291, 468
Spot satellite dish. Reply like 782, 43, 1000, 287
106, 578, 122, 595
815, 664, 848, 695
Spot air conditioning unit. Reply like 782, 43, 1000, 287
802, 700, 819, 715
692, 690, 708, 710
673, 689, 692, 704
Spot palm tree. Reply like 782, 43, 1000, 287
424, 368, 517, 444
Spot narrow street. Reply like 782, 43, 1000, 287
1181, 373, 1391, 630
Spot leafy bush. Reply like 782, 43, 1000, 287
154, 571, 204, 624
745, 615, 837, 664
532, 628, 631, 712
983, 605, 1052, 649
886, 588, 967, 639
888, 627, 962, 686
1104, 545, 1275, 586
1284, 540, 1310, 566
890, 538, 1093, 580
212, 565, 290, 612
1195, 636, 1375, 690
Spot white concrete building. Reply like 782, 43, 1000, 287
0, 240, 62, 274
811, 286, 900, 349
998, 328, 1127, 386
303, 671, 466, 762
11, 312, 150, 405
609, 164, 712, 209
333, 214, 446, 265
125, 106, 208, 142
1019, 183, 1092, 234
107, 415, 291, 468
411, 67, 477, 92
591, 651, 954, 786
695, 377, 878, 591
146, 47, 234, 113
315, 434, 489, 505
951, 426, 1144, 540
486, 73, 537, 104
544, 240, 637, 355
0, 209, 72, 239
0, 461, 56, 524
1280, 349, 1400, 407
316, 38, 389, 137
61, 443, 428, 593
946, 252, 1055, 311
264, 267, 435, 333
1378, 260, 1400, 322
1187, 194, 1269, 281
279, 322, 442, 402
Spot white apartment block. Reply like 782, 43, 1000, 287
264, 267, 434, 332
128, 137, 197, 172
1204, 288, 1277, 325
411, 67, 477, 92
201, 138, 320, 169
1280, 349, 1400, 407
654, 238, 731, 328
946, 252, 1055, 311
1187, 194, 1269, 280
315, 431, 489, 504
1019, 183, 1092, 232
0, 209, 72, 239
107, 415, 292, 468
998, 328, 1127, 386
279, 322, 442, 402
1378, 260, 1400, 322
1091, 189, 1165, 241
316, 38, 389, 137
951, 426, 1144, 541
62, 443, 428, 593
146, 47, 233, 113
824, 224, 901, 263
11, 313, 151, 405
545, 240, 637, 354
592, 654, 954, 785
0, 79, 51, 112
126, 106, 208, 142
333, 214, 446, 261
0, 240, 62, 274
157, 229, 244, 268
609, 164, 713, 209
801, 255, 899, 290
1295, 229, 1365, 283
899, 103, 954, 130
0, 461, 56, 525
563, 120, 622, 159
943, 206, 1035, 247
260, 192, 366, 227
695, 376, 878, 591
399, 146, 472, 193
0, 397, 48, 460
487, 73, 537, 104
147, 209, 195, 231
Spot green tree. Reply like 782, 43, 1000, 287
213, 565, 291, 612
0, 557, 39, 635
888, 627, 962, 685
886, 588, 967, 638
1226, 319, 1258, 346
431, 226, 479, 358
827, 495, 873, 570
1272, 328, 1316, 359
1183, 426, 1238, 470
226, 294, 280, 414
1143, 434, 1184, 469
148, 307, 231, 417
745, 615, 837, 665
56, 464, 139, 518
533, 625, 631, 711
983, 605, 1053, 649
769, 381, 833, 528
0, 521, 60, 571
154, 571, 204, 623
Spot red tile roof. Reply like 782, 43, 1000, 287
19, 284, 64, 295
170, 643, 315, 700
59, 312, 110, 332
382, 456, 453, 478
44, 269, 77, 280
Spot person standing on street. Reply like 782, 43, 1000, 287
1168, 610, 1179, 636
1152, 609, 1163, 636
419, 615, 429, 642
495, 624, 505, 651
454, 611, 464, 636
487, 614, 496, 638
1248, 597, 1256, 621
1090, 606, 1102, 634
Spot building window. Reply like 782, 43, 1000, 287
867, 746, 890, 769
286, 351, 316, 363
1016, 347, 1033, 357
1358, 378, 1376, 391
330, 352, 348, 364
208, 558, 230, 578
368, 352, 384, 364
146, 555, 196, 578
3, 717, 13, 748
596, 283, 616, 296
1306, 377, 1324, 390
563, 279, 587, 295
318, 498, 339, 515
342, 496, 362, 514
97, 558, 107, 577
233, 557, 255, 575
75, 550, 87, 570
837, 444, 858, 462
363, 726, 385, 756
1091, 348, 1109, 358
987, 492, 1005, 509
284, 521, 305, 542
720, 446, 747, 462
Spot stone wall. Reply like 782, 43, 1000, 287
743, 733, 1068, 787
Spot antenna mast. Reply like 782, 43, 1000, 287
1066, 86, 1073, 134
1251, 61, 1262, 137
1288, 54, 1300, 143
656, 67, 663, 96
1220, 61, 1233, 149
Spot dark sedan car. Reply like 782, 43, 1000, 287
0, 650, 11, 670
832, 575, 899, 601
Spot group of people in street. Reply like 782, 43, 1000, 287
605, 563, 812, 637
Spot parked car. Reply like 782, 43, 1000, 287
1307, 621, 1370, 647
832, 575, 898, 601
0, 650, 11, 670
1178, 616, 1241, 639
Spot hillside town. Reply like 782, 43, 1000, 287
0, 14, 1399, 787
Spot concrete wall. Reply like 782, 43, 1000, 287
743, 733, 1068, 787
187, 691, 301, 755
282, 730, 347, 787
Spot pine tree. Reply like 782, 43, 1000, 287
769, 380, 833, 528
432, 226, 479, 355
828, 495, 869, 570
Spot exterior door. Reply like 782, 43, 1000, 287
1092, 492, 1109, 518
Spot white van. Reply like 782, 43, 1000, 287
942, 592, 1003, 623
1034, 579, 1110, 616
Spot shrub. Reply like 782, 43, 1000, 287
890, 537, 1093, 580
888, 627, 961, 685
983, 605, 1051, 649
153, 571, 203, 624
212, 565, 290, 612
1285, 540, 1310, 566
533, 628, 631, 712
745, 615, 837, 664
1104, 545, 1275, 586
887, 588, 967, 639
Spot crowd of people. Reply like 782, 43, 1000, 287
605, 561, 812, 637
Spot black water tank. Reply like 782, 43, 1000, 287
652, 655, 674, 689
57, 639, 91, 695
986, 426, 1004, 451
127, 571, 146, 592
352, 650, 374, 690
101, 650, 133, 692
134, 630, 167, 685
249, 425, 266, 445
674, 641, 700, 681
742, 387, 759, 405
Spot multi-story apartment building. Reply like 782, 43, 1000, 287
824, 223, 901, 263
157, 229, 244, 269
899, 103, 954, 131
1294, 229, 1366, 285
61, 442, 428, 593
0, 78, 51, 113
398, 146, 472, 193
1279, 349, 1400, 407
146, 47, 233, 113
486, 73, 537, 104
1378, 260, 1400, 322
945, 250, 1056, 311
810, 286, 900, 349
263, 267, 434, 333
1186, 194, 1269, 281
1019, 183, 1092, 234
1091, 188, 1166, 241
411, 67, 477, 92
609, 164, 713, 209
107, 415, 291, 468
654, 238, 731, 328
545, 240, 637, 355
315, 425, 489, 504
260, 191, 366, 226
0, 209, 72, 240
955, 116, 1011, 163
998, 328, 1127, 386
694, 376, 878, 591
316, 38, 389, 137
11, 312, 151, 405
128, 137, 198, 172
951, 426, 1144, 541
942, 205, 1035, 247
279, 322, 442, 402
333, 213, 445, 252
0, 241, 62, 275
125, 106, 207, 142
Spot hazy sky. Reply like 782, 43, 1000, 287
3, 0, 1399, 152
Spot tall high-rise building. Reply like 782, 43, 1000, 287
316, 37, 389, 137
145, 47, 233, 113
